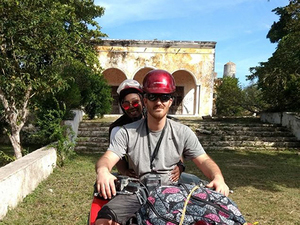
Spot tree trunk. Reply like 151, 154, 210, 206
8, 129, 23, 159
6, 112, 24, 159
0, 86, 31, 159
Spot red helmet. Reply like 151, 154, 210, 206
142, 70, 176, 94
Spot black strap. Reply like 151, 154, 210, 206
145, 119, 167, 170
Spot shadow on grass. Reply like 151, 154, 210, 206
77, 148, 300, 193
73, 152, 99, 164
187, 149, 300, 192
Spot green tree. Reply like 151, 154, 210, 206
0, 0, 107, 159
215, 77, 244, 116
35, 60, 113, 121
58, 61, 113, 119
248, 0, 300, 112
240, 84, 268, 114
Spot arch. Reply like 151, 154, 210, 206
133, 67, 155, 84
103, 68, 127, 114
171, 70, 197, 115
103, 68, 127, 85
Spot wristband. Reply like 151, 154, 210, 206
177, 161, 186, 172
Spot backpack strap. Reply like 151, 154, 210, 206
145, 118, 167, 170
179, 185, 200, 225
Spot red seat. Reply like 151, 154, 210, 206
88, 197, 109, 225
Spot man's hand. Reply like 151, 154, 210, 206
206, 175, 230, 196
95, 150, 121, 199
192, 154, 230, 196
96, 168, 117, 199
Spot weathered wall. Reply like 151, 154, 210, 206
261, 112, 300, 140
95, 39, 216, 116
0, 146, 57, 220
63, 109, 84, 142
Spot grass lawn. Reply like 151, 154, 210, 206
1, 149, 300, 224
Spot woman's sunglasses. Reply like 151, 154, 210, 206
121, 100, 140, 110
145, 94, 172, 102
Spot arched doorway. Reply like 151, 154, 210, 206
133, 67, 154, 84
172, 70, 197, 115
103, 68, 127, 113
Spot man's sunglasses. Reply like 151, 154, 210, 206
145, 93, 172, 102
121, 100, 140, 110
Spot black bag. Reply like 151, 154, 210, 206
136, 183, 246, 225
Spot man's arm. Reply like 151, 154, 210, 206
95, 150, 120, 199
192, 153, 229, 196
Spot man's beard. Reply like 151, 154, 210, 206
148, 106, 167, 120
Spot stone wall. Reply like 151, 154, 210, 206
63, 109, 84, 142
0, 109, 83, 220
0, 146, 57, 220
261, 112, 300, 140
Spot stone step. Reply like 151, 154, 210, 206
77, 130, 109, 137
78, 122, 111, 128
75, 118, 300, 153
198, 135, 298, 142
200, 140, 300, 147
203, 146, 300, 151
76, 132, 299, 145
76, 136, 109, 143
76, 140, 109, 147
78, 126, 109, 132
74, 142, 300, 153
192, 125, 289, 132
196, 130, 294, 137
74, 145, 107, 154
76, 139, 300, 148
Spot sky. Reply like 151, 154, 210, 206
94, 0, 290, 87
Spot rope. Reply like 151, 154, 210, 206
179, 185, 200, 225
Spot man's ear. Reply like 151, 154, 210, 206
168, 97, 173, 107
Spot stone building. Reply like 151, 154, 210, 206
95, 39, 217, 116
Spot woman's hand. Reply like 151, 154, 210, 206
170, 165, 181, 182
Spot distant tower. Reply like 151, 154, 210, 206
223, 61, 236, 78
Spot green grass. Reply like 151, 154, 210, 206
0, 153, 101, 225
199, 150, 300, 224
1, 149, 299, 225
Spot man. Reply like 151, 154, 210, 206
109, 79, 145, 141
110, 79, 182, 180
109, 79, 145, 177
95, 70, 229, 225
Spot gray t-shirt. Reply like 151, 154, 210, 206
108, 118, 206, 185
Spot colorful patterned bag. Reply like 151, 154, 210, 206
136, 183, 246, 225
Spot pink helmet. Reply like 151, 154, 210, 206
142, 70, 176, 94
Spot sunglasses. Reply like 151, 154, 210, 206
146, 94, 172, 102
121, 100, 140, 110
